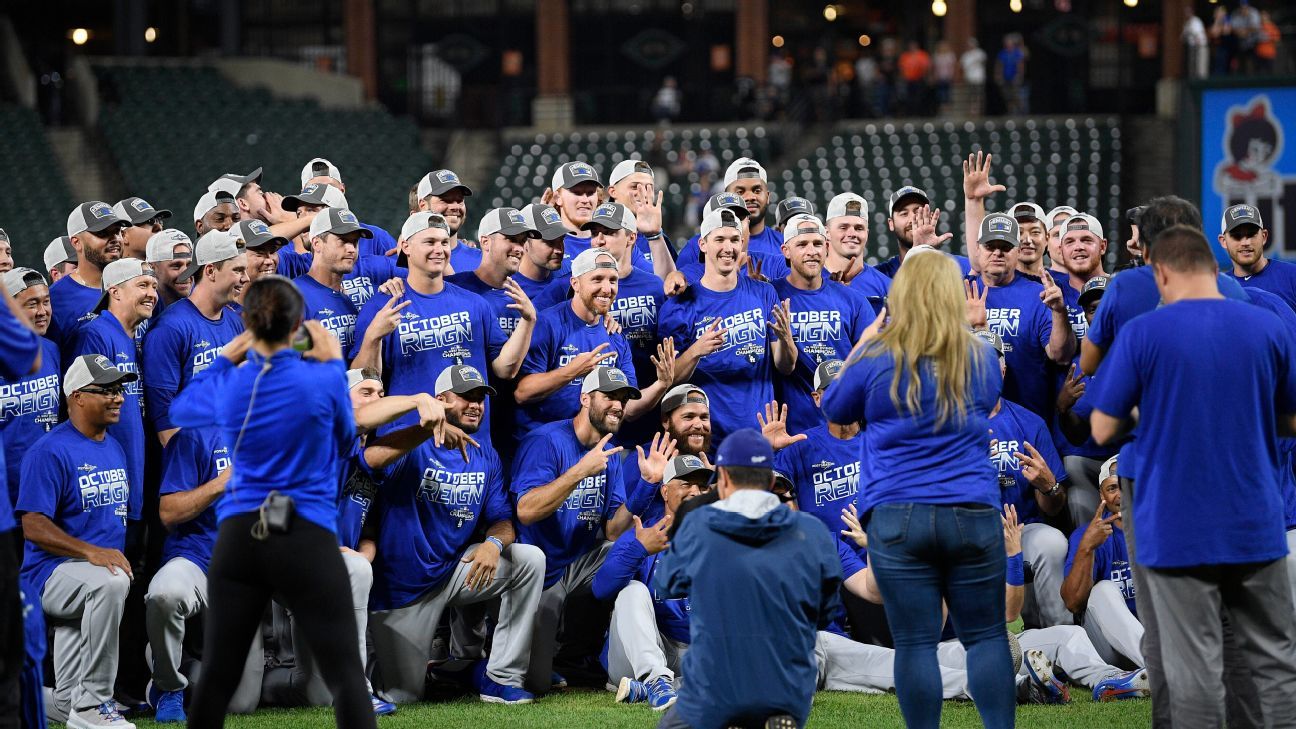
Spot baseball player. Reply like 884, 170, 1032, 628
876, 184, 971, 278
670, 192, 790, 287
1219, 203, 1296, 311
413, 169, 480, 273
43, 236, 78, 284
296, 158, 397, 258
605, 158, 677, 278
1, 269, 62, 505
514, 203, 573, 301
111, 197, 170, 261
447, 207, 541, 337
143, 230, 193, 317
295, 208, 373, 353
821, 193, 892, 302
48, 202, 128, 350
191, 190, 239, 237
676, 157, 783, 267
621, 384, 712, 524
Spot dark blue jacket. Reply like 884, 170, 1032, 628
655, 493, 841, 729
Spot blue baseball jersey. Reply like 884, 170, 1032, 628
17, 421, 130, 594
1065, 518, 1136, 616
658, 276, 780, 445
591, 525, 691, 644
141, 298, 244, 432
336, 441, 379, 551
449, 241, 483, 275
775, 425, 867, 575
1228, 258, 1296, 313
46, 275, 101, 351
821, 338, 1002, 514
988, 399, 1067, 524
158, 426, 229, 574
772, 278, 876, 435
876, 252, 973, 278
295, 275, 359, 353
512, 419, 626, 588
1091, 299, 1296, 568
0, 338, 60, 509
370, 439, 510, 610
351, 282, 505, 435
73, 315, 146, 520
447, 271, 523, 335
517, 304, 636, 440
978, 274, 1059, 422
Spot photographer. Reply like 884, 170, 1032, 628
167, 276, 379, 729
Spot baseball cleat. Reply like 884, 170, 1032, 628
1023, 649, 1070, 704
1093, 669, 1150, 701
66, 702, 136, 728
370, 694, 397, 715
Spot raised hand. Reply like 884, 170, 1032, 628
575, 433, 624, 479
565, 342, 618, 378
963, 151, 1007, 201
636, 432, 680, 484
651, 338, 677, 386
965, 278, 989, 329
263, 191, 294, 225
502, 277, 537, 323
758, 399, 807, 451
636, 190, 665, 235
686, 320, 727, 359
840, 503, 868, 549
768, 299, 795, 349
1057, 364, 1086, 413
1001, 503, 1023, 557
633, 514, 672, 555
540, 187, 556, 206
1079, 500, 1120, 552
746, 255, 766, 282
367, 292, 412, 340
1014, 442, 1058, 493
1040, 273, 1067, 314
912, 205, 954, 249
664, 270, 689, 297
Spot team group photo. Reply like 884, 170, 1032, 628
0, 1, 1293, 728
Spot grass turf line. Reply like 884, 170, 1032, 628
127, 689, 1152, 728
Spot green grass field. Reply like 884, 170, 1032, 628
124, 689, 1151, 728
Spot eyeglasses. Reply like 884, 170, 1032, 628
135, 217, 164, 230
78, 385, 125, 397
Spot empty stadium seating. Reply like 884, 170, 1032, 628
0, 106, 74, 262
95, 64, 431, 238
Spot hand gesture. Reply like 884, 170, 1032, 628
651, 338, 677, 387
378, 276, 406, 299
664, 270, 689, 297
1079, 500, 1120, 552
264, 191, 293, 224
963, 151, 1007, 201
1040, 273, 1067, 314
1057, 364, 1086, 413
912, 205, 953, 249
575, 433, 624, 479
768, 299, 795, 348
1002, 503, 1023, 557
442, 423, 480, 462
746, 255, 767, 282
301, 320, 343, 362
840, 503, 868, 549
685, 320, 727, 359
636, 432, 679, 484
503, 277, 537, 323
829, 256, 864, 284
758, 400, 807, 451
540, 187, 556, 206
461, 540, 502, 591
88, 547, 134, 580
565, 343, 618, 378
635, 190, 665, 236
412, 393, 447, 436
965, 279, 989, 329
366, 292, 412, 341
1014, 442, 1057, 493
603, 313, 623, 336
220, 331, 255, 366
633, 514, 672, 555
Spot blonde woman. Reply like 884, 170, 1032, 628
822, 251, 1013, 728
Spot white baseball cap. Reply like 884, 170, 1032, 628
146, 229, 193, 263
1061, 213, 1104, 241
1099, 455, 1119, 485
43, 236, 76, 272
825, 193, 868, 222
400, 212, 452, 242
609, 159, 654, 187
1045, 205, 1079, 231
301, 157, 343, 187
700, 208, 744, 239
178, 230, 243, 282
570, 248, 619, 278
784, 214, 827, 239
1009, 201, 1046, 223
346, 368, 382, 391
4, 267, 47, 297
193, 190, 236, 223
95, 258, 155, 312
723, 157, 768, 189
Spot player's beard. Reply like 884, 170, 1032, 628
590, 401, 624, 436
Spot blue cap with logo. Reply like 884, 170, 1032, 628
715, 428, 775, 471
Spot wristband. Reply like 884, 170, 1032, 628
485, 536, 505, 553
1006, 553, 1025, 586
643, 231, 663, 240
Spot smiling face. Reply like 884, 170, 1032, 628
701, 229, 743, 277
524, 236, 566, 272
482, 232, 529, 275
421, 189, 467, 235
556, 182, 601, 228
1219, 224, 1268, 268
74, 224, 127, 272
244, 247, 279, 282
887, 201, 924, 247
783, 231, 827, 278
72, 384, 125, 427
438, 389, 487, 434
205, 254, 249, 304
156, 245, 192, 298
1016, 218, 1047, 265
726, 179, 769, 223
1061, 229, 1107, 277
573, 267, 619, 316
349, 379, 384, 409
15, 284, 51, 335
402, 228, 452, 277
197, 202, 240, 235
111, 275, 159, 322
584, 390, 629, 436
663, 400, 712, 455
827, 217, 868, 260
609, 172, 655, 207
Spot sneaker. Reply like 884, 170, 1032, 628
471, 660, 534, 705
370, 694, 397, 715
1023, 649, 1070, 704
645, 676, 677, 711
1093, 669, 1150, 702
429, 635, 450, 666
66, 702, 136, 728
153, 689, 186, 723
616, 677, 649, 704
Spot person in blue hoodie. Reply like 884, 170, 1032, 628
654, 429, 840, 729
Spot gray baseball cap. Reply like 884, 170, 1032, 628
979, 213, 1019, 247
112, 196, 172, 226
95, 258, 155, 312
282, 183, 349, 212
417, 169, 473, 199
705, 192, 750, 220
888, 185, 930, 214
1222, 203, 1264, 234
233, 219, 290, 252
67, 201, 127, 238
661, 384, 708, 413
4, 267, 47, 297
434, 364, 497, 397
551, 161, 603, 191
1078, 275, 1109, 307
479, 207, 539, 238
581, 366, 641, 399
63, 353, 138, 397
775, 197, 815, 227
813, 359, 845, 391
179, 230, 244, 282
519, 203, 574, 240
209, 167, 263, 190
400, 212, 452, 242
43, 236, 76, 272
974, 328, 1005, 355
663, 454, 714, 484
581, 202, 636, 234
308, 207, 373, 242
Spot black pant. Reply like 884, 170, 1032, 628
0, 529, 21, 729
188, 513, 374, 729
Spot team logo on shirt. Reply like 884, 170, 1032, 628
342, 469, 377, 528
398, 310, 473, 356
194, 340, 211, 350
78, 466, 129, 510
0, 373, 59, 421
990, 438, 1022, 474
78, 463, 95, 473
563, 474, 607, 530
1110, 561, 1135, 601
811, 460, 859, 507
986, 308, 1020, 344
611, 295, 658, 343
693, 308, 767, 360
416, 457, 486, 527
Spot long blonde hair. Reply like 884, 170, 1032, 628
856, 252, 985, 428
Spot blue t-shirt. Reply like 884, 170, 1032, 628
988, 399, 1067, 525
369, 439, 510, 610
0, 338, 60, 509
658, 276, 780, 445
517, 304, 636, 440
73, 315, 146, 520
1065, 519, 1136, 617
1086, 266, 1249, 353
360, 223, 396, 260
447, 271, 523, 335
775, 425, 867, 576
17, 421, 129, 593
876, 252, 973, 278
998, 47, 1025, 82
0, 306, 43, 533
679, 253, 790, 285
821, 338, 1002, 514
511, 419, 627, 588
679, 225, 785, 265
591, 527, 691, 644
141, 297, 245, 432
1090, 299, 1296, 568
336, 440, 379, 551
848, 264, 893, 303
158, 426, 229, 574
47, 275, 101, 351
342, 255, 405, 312
295, 275, 359, 353
449, 240, 484, 275
515, 271, 555, 303
979, 274, 1060, 422
351, 281, 505, 435
1229, 259, 1296, 313
277, 249, 312, 279
168, 350, 354, 533
772, 278, 876, 435
562, 234, 653, 275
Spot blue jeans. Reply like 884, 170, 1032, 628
867, 502, 1015, 729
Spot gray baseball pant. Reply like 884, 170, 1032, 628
1287, 529, 1296, 608
371, 543, 544, 703
606, 580, 686, 685
1063, 455, 1103, 528
525, 541, 613, 695
1081, 579, 1144, 668
41, 560, 130, 715
1020, 523, 1073, 628
1017, 625, 1124, 689
822, 631, 967, 698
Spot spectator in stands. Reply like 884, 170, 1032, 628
1210, 6, 1236, 75
651, 77, 681, 124
1231, 0, 1262, 74
48, 202, 128, 350
1218, 204, 1296, 311
43, 236, 76, 283
1256, 10, 1280, 74
19, 355, 136, 728
933, 41, 957, 110
192, 190, 240, 237
111, 197, 170, 261
145, 230, 192, 316
515, 203, 573, 301
1183, 11, 1210, 80
960, 38, 987, 115
142, 230, 247, 446
898, 40, 932, 116
415, 169, 479, 274
995, 33, 1029, 114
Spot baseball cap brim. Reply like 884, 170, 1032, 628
83, 214, 128, 235
176, 260, 204, 283
425, 180, 474, 197
280, 194, 320, 212
1225, 218, 1262, 234
448, 382, 498, 397
496, 221, 539, 237
121, 207, 172, 225
83, 366, 139, 389
592, 383, 642, 400
534, 220, 574, 239
244, 231, 291, 252
891, 191, 930, 212
1078, 287, 1107, 306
